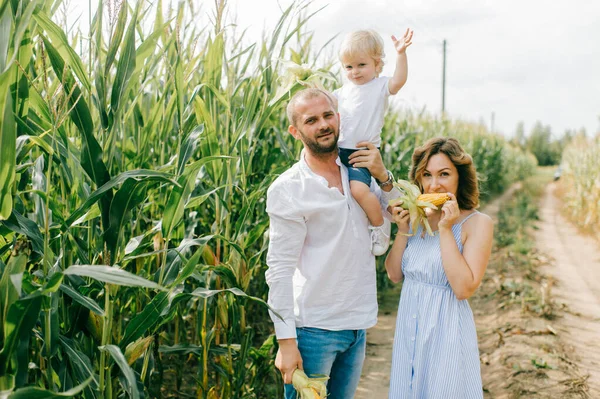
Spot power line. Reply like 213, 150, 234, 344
442, 39, 446, 113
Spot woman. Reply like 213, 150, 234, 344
386, 137, 493, 398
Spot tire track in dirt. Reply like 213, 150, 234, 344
535, 182, 600, 397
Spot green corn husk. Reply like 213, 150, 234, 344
388, 179, 442, 236
124, 335, 154, 366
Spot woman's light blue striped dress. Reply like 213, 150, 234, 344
389, 211, 483, 399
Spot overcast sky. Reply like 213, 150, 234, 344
226, 0, 600, 138
68, 0, 600, 138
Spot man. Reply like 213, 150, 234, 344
265, 88, 397, 398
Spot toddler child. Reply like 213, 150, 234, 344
334, 28, 413, 255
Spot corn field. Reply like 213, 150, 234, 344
0, 1, 536, 397
559, 133, 600, 233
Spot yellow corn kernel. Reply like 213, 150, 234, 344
417, 193, 450, 207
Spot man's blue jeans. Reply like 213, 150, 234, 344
284, 327, 366, 399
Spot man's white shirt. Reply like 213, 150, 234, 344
265, 151, 398, 339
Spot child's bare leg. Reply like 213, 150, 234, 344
350, 181, 384, 226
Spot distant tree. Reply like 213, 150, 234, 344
511, 121, 526, 149
526, 122, 561, 166
559, 129, 577, 149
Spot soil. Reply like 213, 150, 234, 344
355, 182, 600, 398
534, 182, 600, 396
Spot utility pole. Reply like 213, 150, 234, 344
442, 39, 447, 113
491, 111, 495, 132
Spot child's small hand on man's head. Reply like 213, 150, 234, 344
392, 28, 414, 54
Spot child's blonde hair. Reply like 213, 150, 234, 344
339, 30, 385, 74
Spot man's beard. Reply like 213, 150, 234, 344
300, 127, 339, 155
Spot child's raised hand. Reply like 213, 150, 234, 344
392, 28, 414, 54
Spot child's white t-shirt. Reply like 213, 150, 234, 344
333, 76, 391, 149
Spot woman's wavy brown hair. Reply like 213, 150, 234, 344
408, 137, 480, 210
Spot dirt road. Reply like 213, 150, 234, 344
535, 183, 600, 397
355, 182, 600, 398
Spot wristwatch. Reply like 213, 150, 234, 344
376, 170, 394, 188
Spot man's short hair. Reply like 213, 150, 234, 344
286, 88, 337, 127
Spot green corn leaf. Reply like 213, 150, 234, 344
109, 2, 139, 124
172, 240, 209, 287
0, 71, 15, 220
177, 124, 204, 176
104, 178, 149, 260
158, 344, 204, 356
15, 134, 54, 157
104, 2, 128, 76
39, 34, 112, 231
63, 265, 166, 291
40, 299, 59, 358
0, 294, 43, 376
161, 161, 200, 240
99, 345, 139, 399
174, 56, 184, 127
33, 11, 91, 91
153, 292, 196, 330
185, 186, 224, 210
0, 5, 10, 72
59, 336, 99, 391
124, 233, 146, 255
66, 234, 90, 265
59, 283, 104, 316
1, 1, 34, 76
232, 189, 264, 242
0, 210, 44, 255
41, 272, 63, 294
7, 0, 36, 72
159, 237, 214, 287
162, 156, 231, 239
7, 376, 93, 398
192, 95, 216, 147
201, 265, 237, 288
122, 248, 168, 262
154, 0, 164, 43
244, 220, 268, 249
0, 240, 29, 344
119, 291, 170, 349
212, 234, 247, 265
157, 343, 229, 357
64, 169, 177, 229
127, 21, 170, 81
69, 204, 101, 227
189, 287, 283, 321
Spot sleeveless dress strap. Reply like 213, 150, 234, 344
458, 210, 479, 226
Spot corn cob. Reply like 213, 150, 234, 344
85, 310, 104, 342
124, 335, 154, 365
292, 369, 328, 399
416, 193, 450, 208
85, 310, 103, 342
389, 180, 450, 236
